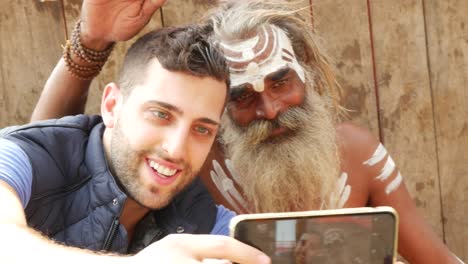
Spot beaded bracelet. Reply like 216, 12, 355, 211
63, 41, 103, 80
62, 20, 114, 80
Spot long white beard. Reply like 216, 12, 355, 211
220, 87, 340, 213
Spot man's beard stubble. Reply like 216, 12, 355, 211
107, 119, 194, 210
220, 86, 340, 213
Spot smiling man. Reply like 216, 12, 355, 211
0, 25, 269, 264
28, 0, 462, 263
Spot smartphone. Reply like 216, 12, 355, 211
230, 207, 398, 264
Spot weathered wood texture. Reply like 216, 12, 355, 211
369, 0, 443, 236
161, 0, 217, 26
312, 0, 379, 137
424, 0, 468, 260
0, 0, 466, 261
0, 1, 65, 127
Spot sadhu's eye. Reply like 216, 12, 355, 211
236, 91, 254, 102
272, 79, 287, 89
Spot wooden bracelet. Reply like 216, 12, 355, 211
71, 20, 114, 64
62, 20, 114, 80
62, 41, 103, 80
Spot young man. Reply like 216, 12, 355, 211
31, 0, 463, 263
0, 24, 270, 263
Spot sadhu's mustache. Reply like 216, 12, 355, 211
238, 105, 309, 145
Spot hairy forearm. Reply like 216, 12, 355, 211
0, 223, 130, 264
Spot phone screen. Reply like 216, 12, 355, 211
232, 212, 396, 264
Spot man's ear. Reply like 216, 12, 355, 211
101, 82, 122, 128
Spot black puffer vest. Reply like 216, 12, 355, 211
1, 115, 216, 253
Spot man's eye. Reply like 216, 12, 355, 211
153, 110, 169, 120
194, 126, 211, 135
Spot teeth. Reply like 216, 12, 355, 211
149, 160, 177, 177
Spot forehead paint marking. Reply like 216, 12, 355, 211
375, 157, 396, 182
282, 48, 294, 57
363, 143, 387, 166
385, 172, 402, 194
282, 56, 293, 62
252, 79, 264, 92
220, 25, 306, 89
246, 62, 260, 75
220, 26, 276, 69
282, 48, 295, 62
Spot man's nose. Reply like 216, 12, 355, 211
255, 93, 285, 120
161, 126, 189, 160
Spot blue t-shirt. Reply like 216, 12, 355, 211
0, 138, 32, 208
0, 138, 234, 235
210, 205, 235, 235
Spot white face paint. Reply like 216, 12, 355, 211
220, 25, 305, 92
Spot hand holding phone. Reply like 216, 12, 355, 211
230, 207, 399, 264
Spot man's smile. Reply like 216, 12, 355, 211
146, 158, 182, 186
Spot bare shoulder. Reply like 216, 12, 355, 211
336, 122, 381, 165
330, 122, 384, 206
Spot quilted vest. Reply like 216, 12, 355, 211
1, 115, 216, 253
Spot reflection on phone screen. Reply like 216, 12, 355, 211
233, 213, 395, 264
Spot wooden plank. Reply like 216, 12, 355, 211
0, 1, 65, 127
62, 0, 163, 115
161, 0, 216, 26
312, 0, 379, 136
369, 0, 443, 236
424, 1, 468, 261
161, 0, 310, 28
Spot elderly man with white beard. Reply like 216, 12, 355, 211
31, 0, 463, 263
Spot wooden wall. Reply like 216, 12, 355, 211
0, 0, 466, 261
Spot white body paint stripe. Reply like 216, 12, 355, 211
329, 172, 351, 209
337, 172, 348, 195
210, 160, 249, 212
376, 157, 396, 181
338, 185, 351, 209
210, 171, 244, 213
385, 172, 403, 195
363, 143, 387, 166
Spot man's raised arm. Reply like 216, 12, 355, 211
31, 0, 165, 121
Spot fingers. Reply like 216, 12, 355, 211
165, 234, 270, 264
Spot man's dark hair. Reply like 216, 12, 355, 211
118, 25, 230, 96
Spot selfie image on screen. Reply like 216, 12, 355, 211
233, 213, 396, 264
